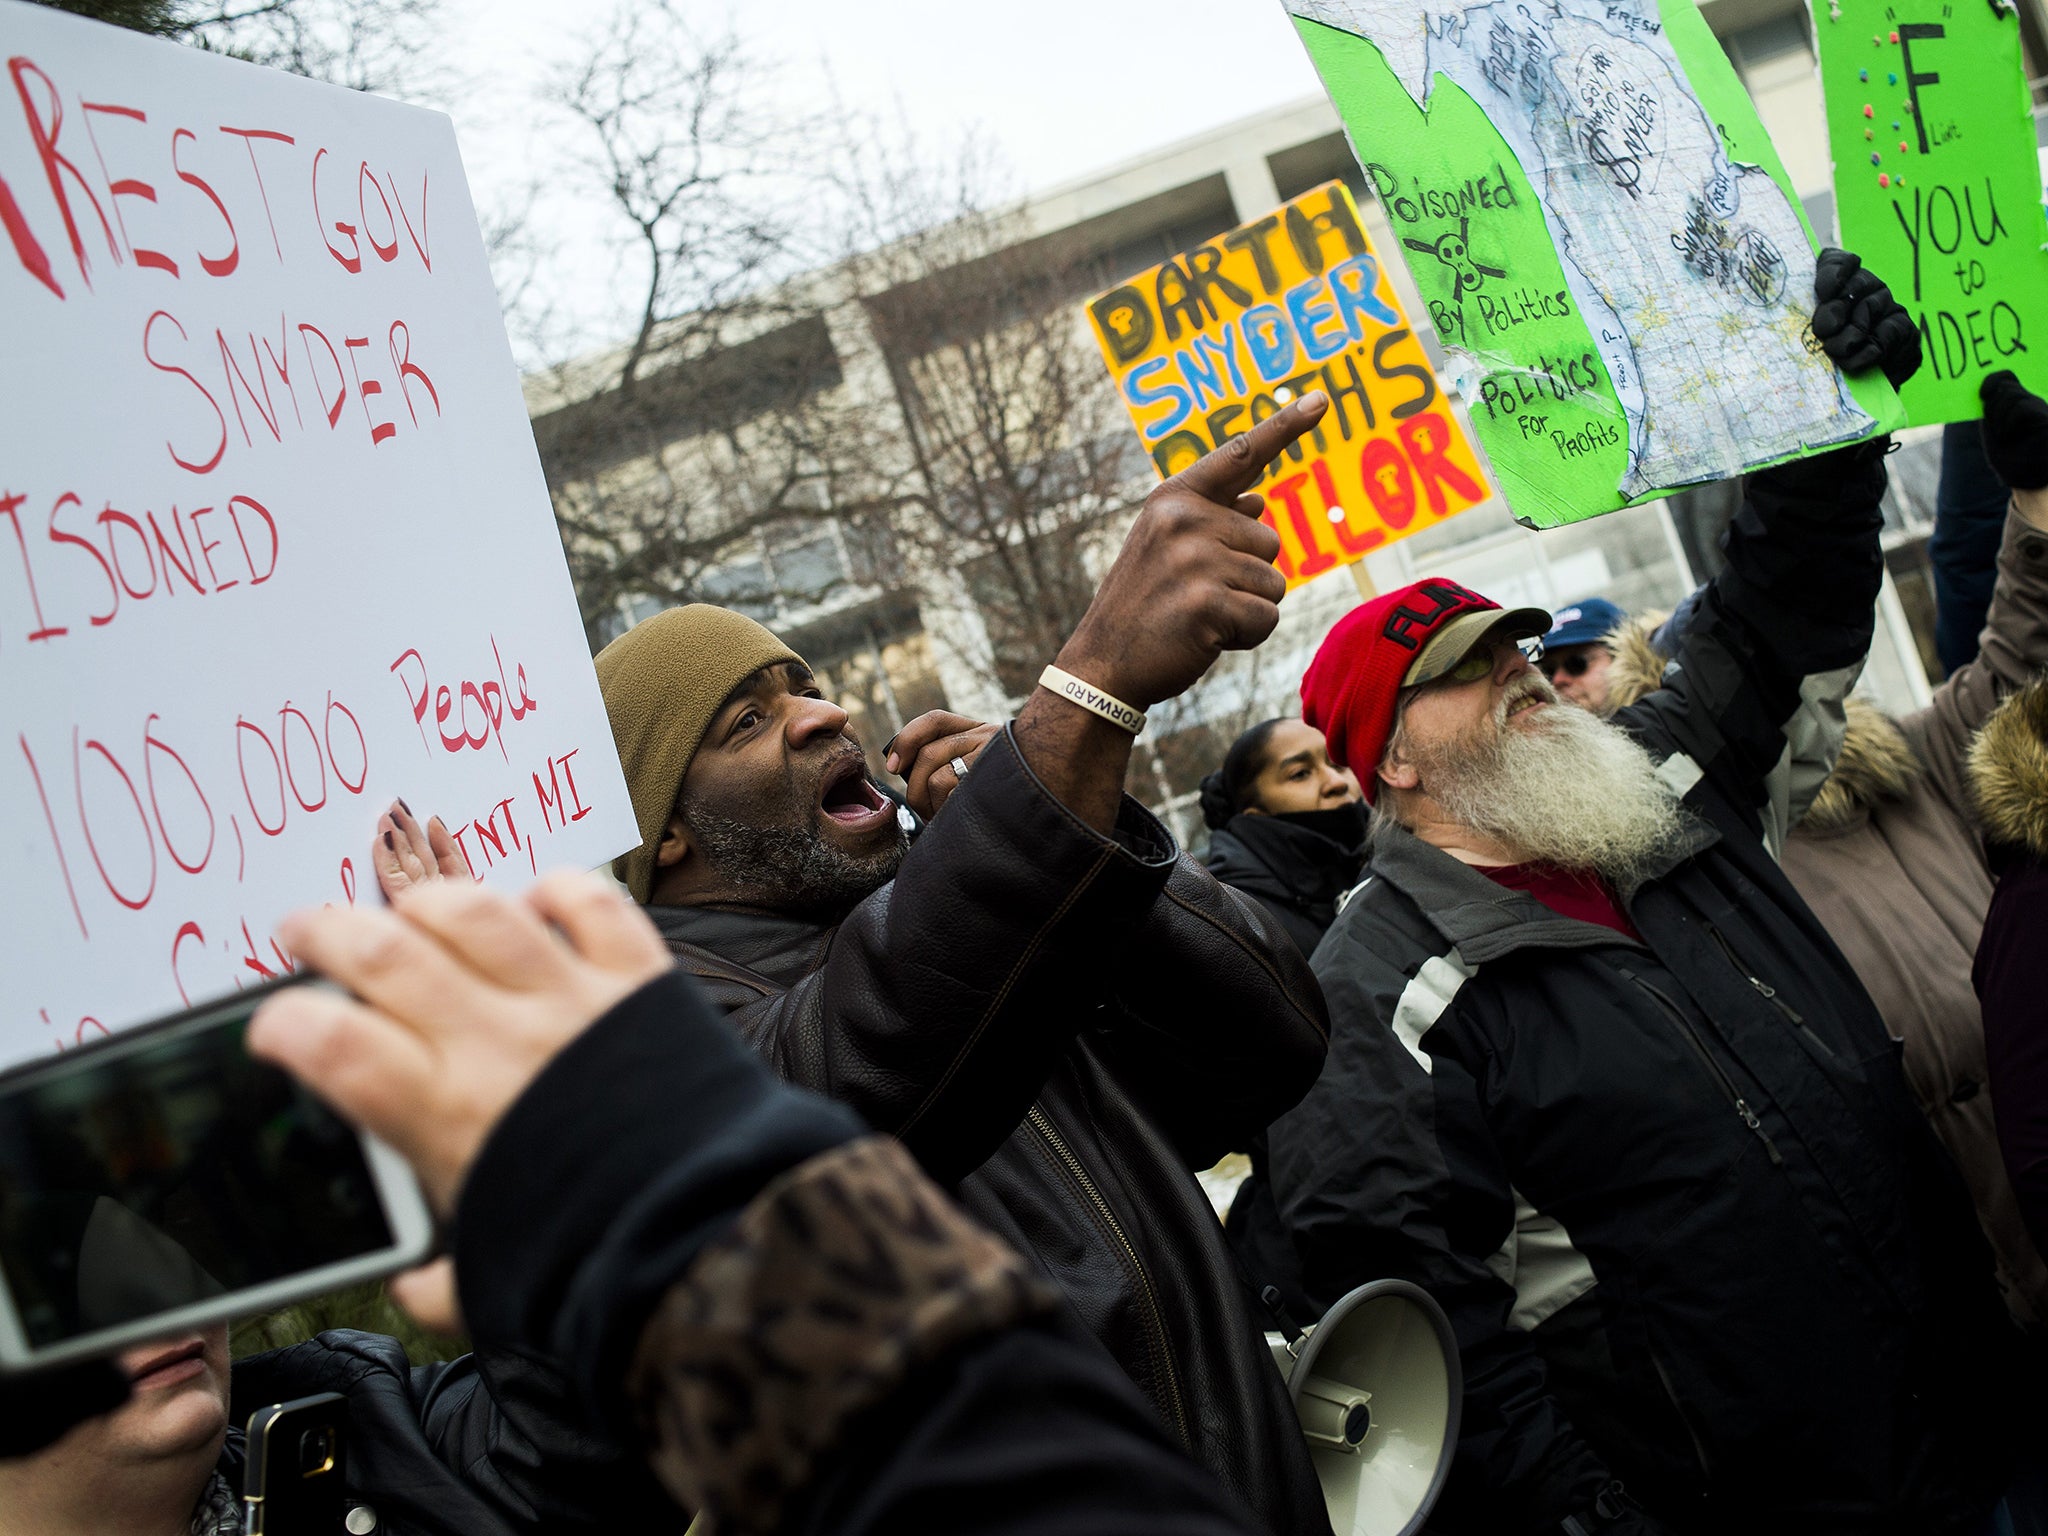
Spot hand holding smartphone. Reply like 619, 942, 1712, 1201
245, 1392, 353, 1535
0, 976, 435, 1375
0, 870, 667, 1386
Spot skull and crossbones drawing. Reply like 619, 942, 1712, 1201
1403, 214, 1508, 304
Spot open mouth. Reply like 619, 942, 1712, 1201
818, 754, 892, 827
1505, 692, 1547, 720
128, 1338, 207, 1390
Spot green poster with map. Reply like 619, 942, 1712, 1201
1812, 0, 2048, 422
1285, 0, 1902, 529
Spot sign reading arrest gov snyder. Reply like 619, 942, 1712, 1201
0, 1, 635, 1066
1086, 182, 1491, 590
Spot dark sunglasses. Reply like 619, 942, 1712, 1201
1540, 651, 1594, 679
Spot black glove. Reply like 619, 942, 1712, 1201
0, 1357, 129, 1458
1559, 1480, 1682, 1536
1812, 248, 1922, 392
1981, 370, 2048, 491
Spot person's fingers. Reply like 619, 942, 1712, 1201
390, 800, 436, 864
903, 726, 996, 813
248, 982, 440, 1160
1219, 546, 1289, 606
907, 726, 996, 775
1209, 586, 1285, 653
371, 811, 421, 903
1838, 267, 1884, 307
388, 1259, 464, 1336
427, 816, 470, 882
1234, 491, 1266, 519
388, 880, 567, 995
1874, 311, 1922, 387
885, 710, 986, 776
1214, 502, 1285, 565
1166, 391, 1329, 503
1813, 247, 1862, 303
903, 742, 957, 815
387, 803, 435, 888
276, 904, 491, 1031
523, 871, 670, 978
958, 721, 1000, 760
1819, 320, 1882, 372
1982, 369, 2023, 402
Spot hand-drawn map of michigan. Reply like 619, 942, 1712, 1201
1286, 0, 1902, 528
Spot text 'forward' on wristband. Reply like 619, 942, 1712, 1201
1037, 665, 1147, 736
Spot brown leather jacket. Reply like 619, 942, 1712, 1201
653, 725, 1332, 1535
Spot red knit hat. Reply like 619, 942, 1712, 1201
1301, 578, 1550, 803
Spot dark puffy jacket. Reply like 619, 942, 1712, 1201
457, 970, 1263, 1536
223, 1332, 681, 1536
1201, 810, 1365, 1319
1200, 812, 1365, 960
651, 727, 1333, 1536
1270, 442, 2022, 1535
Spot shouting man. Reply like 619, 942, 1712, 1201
1270, 254, 2023, 1534
586, 396, 1338, 1534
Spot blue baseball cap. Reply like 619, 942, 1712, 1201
1544, 596, 1626, 649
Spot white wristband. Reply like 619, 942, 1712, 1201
1038, 665, 1147, 736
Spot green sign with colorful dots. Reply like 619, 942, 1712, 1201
1812, 0, 2048, 421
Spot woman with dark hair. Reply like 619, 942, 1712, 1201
1199, 718, 1367, 959
1200, 719, 1365, 1319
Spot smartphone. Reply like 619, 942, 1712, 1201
244, 1392, 351, 1536
0, 975, 435, 1373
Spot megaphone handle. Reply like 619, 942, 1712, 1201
1259, 1284, 1307, 1346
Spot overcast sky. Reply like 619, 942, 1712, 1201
436, 0, 1328, 357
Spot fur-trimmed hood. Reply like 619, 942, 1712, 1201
1969, 675, 2048, 856
1799, 699, 1920, 833
1602, 612, 1670, 716
1601, 613, 1918, 831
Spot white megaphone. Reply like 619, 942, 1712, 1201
1266, 1279, 1462, 1536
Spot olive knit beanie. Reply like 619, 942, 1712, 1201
594, 604, 802, 904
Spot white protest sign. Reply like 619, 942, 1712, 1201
0, 1, 637, 1066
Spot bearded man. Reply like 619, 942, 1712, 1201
585, 395, 1336, 1535
1268, 254, 2024, 1536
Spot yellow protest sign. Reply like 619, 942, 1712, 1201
1086, 181, 1491, 590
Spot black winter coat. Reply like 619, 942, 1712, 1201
1200, 812, 1366, 960
224, 1331, 682, 1536
1270, 442, 2022, 1536
458, 970, 1266, 1536
654, 727, 1333, 1536
1201, 810, 1365, 1320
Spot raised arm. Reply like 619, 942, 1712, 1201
1616, 251, 1917, 829
1905, 372, 2048, 810
724, 393, 1335, 1183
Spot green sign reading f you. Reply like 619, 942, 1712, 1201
1813, 0, 2048, 421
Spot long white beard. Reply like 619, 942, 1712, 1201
1405, 675, 1685, 884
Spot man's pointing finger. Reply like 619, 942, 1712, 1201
1166, 390, 1330, 505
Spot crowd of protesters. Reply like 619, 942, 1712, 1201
7, 250, 2048, 1536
